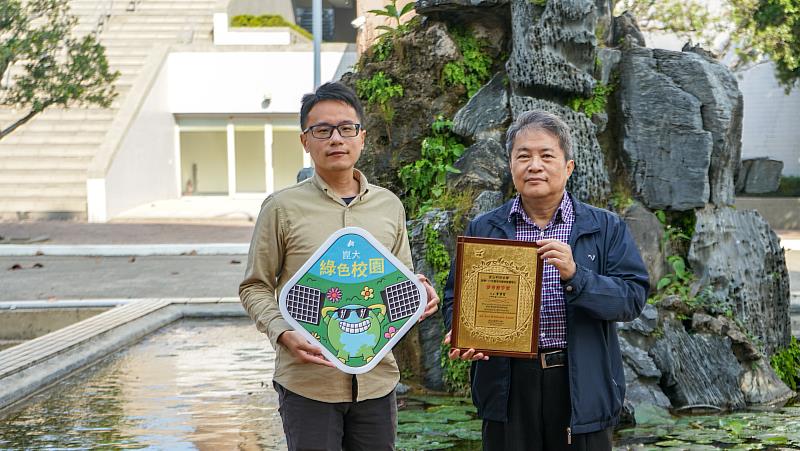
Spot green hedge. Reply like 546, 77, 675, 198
230, 14, 313, 40
748, 176, 800, 197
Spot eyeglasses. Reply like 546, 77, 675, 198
336, 307, 369, 320
303, 123, 362, 139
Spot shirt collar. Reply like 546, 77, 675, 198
311, 169, 370, 201
508, 192, 574, 229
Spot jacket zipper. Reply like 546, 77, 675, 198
567, 427, 572, 445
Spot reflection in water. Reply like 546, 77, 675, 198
0, 318, 286, 450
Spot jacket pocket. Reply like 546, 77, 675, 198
611, 377, 623, 416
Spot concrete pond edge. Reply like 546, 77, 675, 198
0, 297, 247, 412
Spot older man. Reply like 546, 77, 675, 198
442, 110, 649, 451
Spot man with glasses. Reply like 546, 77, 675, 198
240, 81, 438, 451
442, 110, 649, 450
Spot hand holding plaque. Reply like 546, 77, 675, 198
451, 236, 543, 358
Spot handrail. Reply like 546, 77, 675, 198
92, 0, 115, 34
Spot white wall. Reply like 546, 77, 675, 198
103, 59, 178, 219
272, 129, 304, 190
738, 62, 800, 176
95, 47, 355, 221
633, 31, 800, 177
169, 48, 354, 114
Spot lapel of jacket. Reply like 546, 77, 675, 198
487, 200, 516, 240
568, 195, 600, 246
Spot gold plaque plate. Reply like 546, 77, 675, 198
451, 236, 543, 358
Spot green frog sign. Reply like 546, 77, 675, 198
279, 227, 428, 374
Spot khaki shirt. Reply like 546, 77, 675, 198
239, 170, 412, 403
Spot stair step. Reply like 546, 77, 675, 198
0, 132, 107, 145
0, 116, 114, 129
0, 156, 93, 170
105, 22, 211, 32
105, 54, 149, 65
0, 144, 98, 157
112, 16, 215, 24
100, 31, 189, 39
0, 106, 116, 120
1, 170, 87, 184
0, 184, 86, 198
0, 121, 111, 133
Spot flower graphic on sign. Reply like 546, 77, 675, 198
361, 286, 375, 300
384, 326, 397, 339
326, 287, 342, 303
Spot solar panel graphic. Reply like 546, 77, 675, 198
381, 280, 421, 322
278, 227, 428, 375
286, 284, 322, 325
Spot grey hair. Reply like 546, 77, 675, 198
505, 110, 573, 161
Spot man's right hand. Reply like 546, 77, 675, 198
278, 330, 336, 367
444, 331, 489, 361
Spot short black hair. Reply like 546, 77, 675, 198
300, 82, 365, 130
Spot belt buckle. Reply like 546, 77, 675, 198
540, 350, 565, 369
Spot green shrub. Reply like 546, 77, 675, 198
372, 36, 394, 62
424, 225, 450, 293
609, 191, 634, 212
440, 342, 472, 395
398, 116, 465, 217
748, 176, 800, 197
425, 219, 471, 396
771, 337, 800, 391
568, 82, 614, 118
355, 71, 403, 122
442, 28, 492, 99
230, 14, 312, 40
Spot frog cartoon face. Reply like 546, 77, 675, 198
322, 303, 386, 364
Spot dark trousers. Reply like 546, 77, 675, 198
482, 358, 613, 451
274, 382, 396, 451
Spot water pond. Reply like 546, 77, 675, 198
1, 318, 798, 450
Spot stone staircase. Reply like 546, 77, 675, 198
0, 0, 215, 220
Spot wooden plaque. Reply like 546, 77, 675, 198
451, 236, 543, 358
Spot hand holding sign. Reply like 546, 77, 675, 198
279, 227, 428, 374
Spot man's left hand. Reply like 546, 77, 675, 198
536, 239, 576, 281
417, 274, 439, 322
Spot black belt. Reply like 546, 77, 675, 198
538, 349, 567, 369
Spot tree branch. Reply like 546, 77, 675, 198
0, 108, 40, 140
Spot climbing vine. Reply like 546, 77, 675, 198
398, 116, 465, 217
568, 82, 614, 118
648, 211, 729, 315
440, 342, 472, 395
770, 337, 800, 391
355, 71, 403, 122
424, 224, 450, 293
442, 27, 492, 99
372, 37, 394, 62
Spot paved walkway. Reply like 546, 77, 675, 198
0, 222, 254, 245
1, 220, 797, 304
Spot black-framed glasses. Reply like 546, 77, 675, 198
303, 123, 362, 139
336, 307, 369, 320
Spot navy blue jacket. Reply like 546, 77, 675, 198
442, 194, 649, 434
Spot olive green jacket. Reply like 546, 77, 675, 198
240, 170, 413, 403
